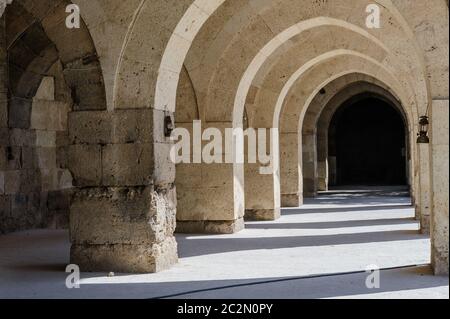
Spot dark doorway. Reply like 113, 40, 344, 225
329, 96, 407, 186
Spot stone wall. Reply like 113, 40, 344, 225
431, 99, 449, 275
0, 14, 73, 233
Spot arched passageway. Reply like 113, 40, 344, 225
0, 0, 448, 294
329, 97, 407, 187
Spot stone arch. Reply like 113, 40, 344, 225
0, 0, 440, 276
227, 19, 420, 221
276, 65, 415, 206
1, 0, 106, 235
6, 0, 106, 110
311, 82, 410, 195
109, 0, 431, 236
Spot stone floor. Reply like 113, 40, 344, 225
0, 186, 448, 299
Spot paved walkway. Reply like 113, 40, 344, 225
0, 187, 448, 299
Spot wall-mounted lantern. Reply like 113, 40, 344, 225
417, 116, 430, 144
164, 115, 174, 138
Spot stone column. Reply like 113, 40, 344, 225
418, 143, 432, 234
317, 129, 329, 191
69, 109, 178, 273
280, 132, 303, 207
245, 128, 280, 221
175, 122, 245, 233
430, 99, 449, 276
302, 131, 318, 197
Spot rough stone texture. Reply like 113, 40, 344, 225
70, 187, 166, 245
71, 238, 178, 273
418, 143, 432, 235
245, 208, 281, 221
245, 162, 279, 221
0, 52, 73, 233
67, 144, 102, 187
70, 185, 178, 273
102, 143, 154, 187
175, 123, 244, 230
281, 193, 303, 207
1, 0, 448, 277
431, 100, 449, 276
176, 218, 245, 235
280, 132, 303, 206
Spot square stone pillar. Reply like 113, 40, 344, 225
430, 100, 449, 276
69, 109, 178, 273
302, 132, 318, 197
175, 122, 245, 234
244, 128, 280, 221
317, 129, 329, 191
280, 132, 303, 207
418, 143, 432, 234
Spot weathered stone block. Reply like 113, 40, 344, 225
111, 109, 153, 144
69, 111, 112, 145
153, 142, 175, 186
56, 130, 69, 146
9, 128, 36, 146
68, 144, 102, 186
63, 66, 106, 111
21, 147, 37, 169
31, 99, 70, 131
36, 130, 56, 147
70, 186, 171, 245
176, 218, 245, 234
71, 237, 178, 273
102, 143, 153, 186
281, 193, 303, 207
36, 147, 56, 169
245, 208, 280, 221
8, 97, 32, 129
4, 170, 20, 194
69, 109, 153, 145
177, 184, 235, 221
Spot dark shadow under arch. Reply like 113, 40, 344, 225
329, 96, 407, 186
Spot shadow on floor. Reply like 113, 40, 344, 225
282, 204, 414, 215
73, 266, 447, 299
177, 230, 426, 258
246, 218, 418, 230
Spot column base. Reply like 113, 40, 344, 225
245, 208, 280, 221
303, 191, 317, 198
317, 179, 328, 191
432, 247, 449, 276
281, 194, 303, 207
70, 237, 178, 273
176, 218, 244, 234
420, 215, 431, 235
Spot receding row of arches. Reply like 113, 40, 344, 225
0, 0, 448, 276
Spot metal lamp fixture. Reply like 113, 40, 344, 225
164, 115, 174, 137
417, 115, 430, 144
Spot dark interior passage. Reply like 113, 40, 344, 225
329, 97, 407, 186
